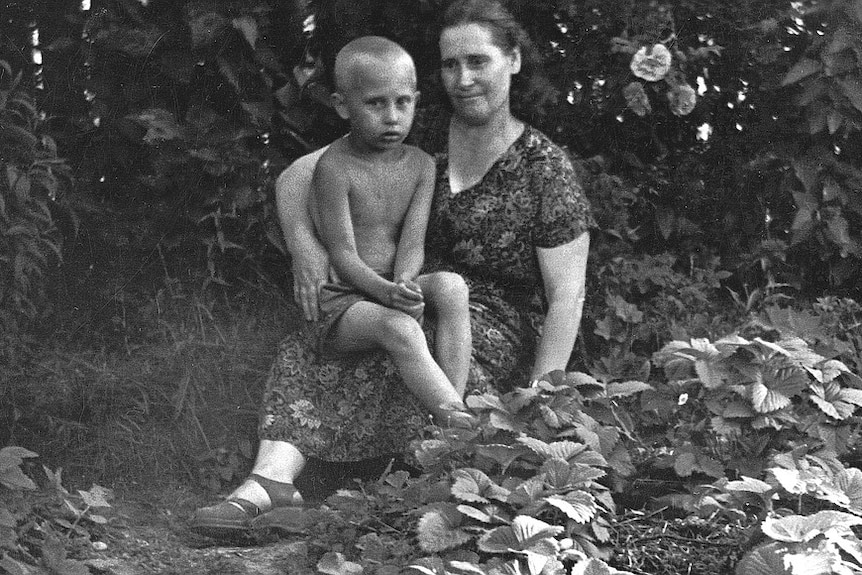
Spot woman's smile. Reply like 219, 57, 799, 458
439, 23, 520, 125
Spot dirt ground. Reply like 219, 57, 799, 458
60, 481, 748, 575
70, 485, 317, 575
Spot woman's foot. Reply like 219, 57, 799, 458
189, 475, 307, 539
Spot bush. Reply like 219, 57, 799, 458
0, 60, 74, 363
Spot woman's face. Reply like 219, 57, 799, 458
439, 23, 521, 126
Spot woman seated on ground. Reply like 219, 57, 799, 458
190, 0, 596, 538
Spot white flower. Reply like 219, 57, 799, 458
630, 44, 672, 82
668, 84, 697, 116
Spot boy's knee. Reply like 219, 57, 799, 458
427, 272, 469, 304
378, 312, 425, 350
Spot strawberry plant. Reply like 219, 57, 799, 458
308, 374, 651, 575
1, 446, 111, 575
646, 329, 862, 482
695, 450, 862, 575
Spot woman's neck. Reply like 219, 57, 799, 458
447, 109, 525, 194
450, 109, 522, 143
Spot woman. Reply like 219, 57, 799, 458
191, 0, 594, 538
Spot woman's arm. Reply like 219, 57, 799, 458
275, 147, 329, 321
532, 232, 590, 379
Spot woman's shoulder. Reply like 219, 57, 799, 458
519, 125, 575, 168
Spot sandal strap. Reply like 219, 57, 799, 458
249, 474, 303, 507
226, 498, 262, 518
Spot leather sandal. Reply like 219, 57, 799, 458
189, 498, 265, 539
190, 479, 309, 539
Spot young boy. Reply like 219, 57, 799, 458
309, 36, 473, 426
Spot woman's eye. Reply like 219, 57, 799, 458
467, 56, 487, 68
441, 59, 457, 70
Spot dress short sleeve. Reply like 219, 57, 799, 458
529, 132, 596, 249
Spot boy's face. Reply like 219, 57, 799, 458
334, 56, 418, 152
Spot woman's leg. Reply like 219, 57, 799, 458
227, 440, 306, 508
330, 301, 467, 421
417, 272, 472, 397
190, 439, 308, 537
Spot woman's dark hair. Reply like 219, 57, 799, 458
439, 0, 554, 120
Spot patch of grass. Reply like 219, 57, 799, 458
2, 271, 302, 493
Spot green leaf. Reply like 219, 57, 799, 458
735, 542, 793, 575
473, 444, 525, 474
451, 469, 510, 503
781, 58, 821, 86
837, 76, 862, 114
129, 108, 185, 144
541, 459, 605, 489
572, 558, 636, 575
417, 508, 472, 553
606, 381, 652, 398
810, 381, 862, 420
317, 551, 364, 575
0, 466, 36, 491
457, 504, 493, 523
827, 110, 843, 134
518, 438, 586, 461
466, 393, 508, 413
725, 476, 773, 494
566, 372, 605, 395
834, 467, 862, 511
79, 484, 112, 508
0, 447, 37, 469
232, 16, 258, 48
674, 452, 696, 477
477, 516, 562, 554
0, 554, 39, 575
761, 510, 862, 543
747, 365, 808, 414
545, 490, 596, 523
0, 508, 14, 529
188, 11, 228, 48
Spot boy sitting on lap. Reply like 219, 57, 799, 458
309, 36, 473, 427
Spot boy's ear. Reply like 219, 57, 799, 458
331, 92, 349, 120
509, 47, 522, 75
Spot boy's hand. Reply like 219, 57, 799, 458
387, 280, 424, 320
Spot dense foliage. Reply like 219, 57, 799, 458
3, 1, 862, 573
0, 59, 74, 363
1, 0, 859, 303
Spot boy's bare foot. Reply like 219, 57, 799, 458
433, 407, 477, 428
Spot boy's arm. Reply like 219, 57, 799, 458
393, 152, 435, 283
312, 155, 396, 304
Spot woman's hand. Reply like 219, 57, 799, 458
292, 244, 329, 322
276, 146, 330, 322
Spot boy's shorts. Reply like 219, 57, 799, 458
312, 282, 369, 356
311, 278, 424, 357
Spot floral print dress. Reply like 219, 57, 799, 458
258, 113, 595, 462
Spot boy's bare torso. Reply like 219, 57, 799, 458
320, 139, 428, 278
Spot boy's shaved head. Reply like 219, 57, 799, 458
334, 36, 416, 93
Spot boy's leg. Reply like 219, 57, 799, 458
329, 301, 467, 421
416, 272, 471, 397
